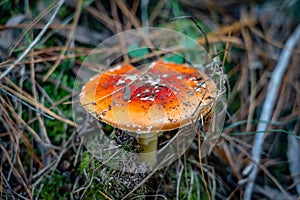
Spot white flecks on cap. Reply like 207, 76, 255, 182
196, 87, 202, 92
140, 96, 155, 101
79, 91, 86, 97
108, 64, 122, 72
147, 125, 152, 132
150, 78, 161, 86
148, 61, 157, 69
136, 129, 142, 133
125, 75, 138, 81
99, 114, 104, 118
89, 75, 99, 81
112, 100, 122, 107
116, 79, 126, 85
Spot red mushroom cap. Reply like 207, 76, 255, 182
80, 61, 217, 134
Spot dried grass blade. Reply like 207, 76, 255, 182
22, 134, 44, 169
43, 0, 83, 82
197, 18, 256, 44
0, 145, 32, 199
1, 81, 77, 127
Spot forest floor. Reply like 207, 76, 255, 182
0, 0, 300, 199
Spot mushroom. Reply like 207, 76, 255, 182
79, 61, 217, 164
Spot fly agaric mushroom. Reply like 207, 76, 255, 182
79, 61, 217, 164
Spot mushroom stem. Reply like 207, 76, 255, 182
138, 133, 159, 164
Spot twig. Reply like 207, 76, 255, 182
116, 0, 141, 29
85, 6, 120, 33
0, 23, 72, 30
125, 0, 139, 29
0, 0, 64, 81
0, 88, 54, 120
43, 0, 82, 82
243, 23, 300, 200
1, 82, 77, 127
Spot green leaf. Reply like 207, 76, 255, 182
164, 54, 184, 64
127, 44, 149, 58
